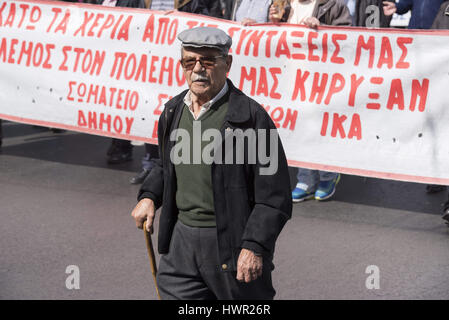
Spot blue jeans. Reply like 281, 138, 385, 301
296, 168, 339, 193
142, 143, 159, 170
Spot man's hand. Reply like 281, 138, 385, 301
301, 16, 320, 28
241, 18, 257, 26
383, 1, 397, 16
131, 198, 155, 234
236, 248, 263, 283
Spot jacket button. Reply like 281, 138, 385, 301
222, 264, 228, 270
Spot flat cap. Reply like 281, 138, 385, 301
177, 27, 232, 54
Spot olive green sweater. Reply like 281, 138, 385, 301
175, 100, 229, 227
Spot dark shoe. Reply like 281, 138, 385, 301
107, 151, 132, 164
130, 169, 150, 185
425, 184, 446, 194
315, 174, 341, 201
107, 139, 132, 156
106, 143, 117, 156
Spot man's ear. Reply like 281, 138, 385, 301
226, 55, 233, 72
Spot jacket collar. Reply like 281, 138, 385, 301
165, 79, 251, 124
314, 0, 335, 17
224, 79, 251, 124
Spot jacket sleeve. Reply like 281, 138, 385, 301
127, 0, 145, 8
328, 2, 353, 26
116, 0, 145, 8
241, 106, 292, 255
222, 0, 234, 20
195, 0, 210, 15
179, 0, 210, 15
137, 111, 165, 209
395, 0, 413, 15
281, 4, 292, 22
205, 0, 224, 18
431, 2, 449, 29
137, 0, 146, 8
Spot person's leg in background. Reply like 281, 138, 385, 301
130, 143, 159, 184
441, 190, 449, 226
425, 183, 448, 226
106, 138, 133, 164
292, 168, 340, 202
292, 168, 319, 202
314, 171, 341, 201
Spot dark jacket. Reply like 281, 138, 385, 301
395, 0, 445, 29
138, 80, 292, 271
176, 0, 208, 14
355, 0, 394, 27
98, 0, 145, 7
205, 0, 224, 18
220, 0, 234, 20
281, 0, 352, 26
431, 1, 449, 29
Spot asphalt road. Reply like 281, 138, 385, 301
1, 121, 448, 300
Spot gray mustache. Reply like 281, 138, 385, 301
192, 74, 208, 82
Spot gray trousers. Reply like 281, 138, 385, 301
296, 168, 339, 193
156, 221, 276, 300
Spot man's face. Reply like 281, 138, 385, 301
181, 47, 232, 101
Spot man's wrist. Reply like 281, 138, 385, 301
241, 240, 266, 256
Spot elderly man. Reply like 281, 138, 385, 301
131, 27, 292, 300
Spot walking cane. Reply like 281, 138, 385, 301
143, 221, 161, 300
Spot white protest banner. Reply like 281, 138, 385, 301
1, 0, 449, 185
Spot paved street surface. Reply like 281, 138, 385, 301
1, 121, 448, 300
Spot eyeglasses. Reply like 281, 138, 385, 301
180, 55, 226, 70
